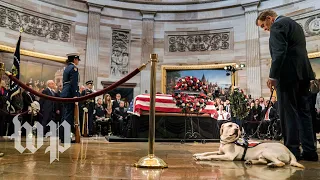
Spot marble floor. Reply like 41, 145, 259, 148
0, 137, 319, 180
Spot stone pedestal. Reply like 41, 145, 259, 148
84, 3, 103, 87
140, 11, 156, 94
241, 0, 261, 98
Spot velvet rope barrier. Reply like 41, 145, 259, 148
5, 63, 148, 103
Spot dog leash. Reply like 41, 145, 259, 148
249, 87, 275, 138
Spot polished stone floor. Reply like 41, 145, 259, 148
0, 137, 319, 180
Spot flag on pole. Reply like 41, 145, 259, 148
9, 35, 21, 99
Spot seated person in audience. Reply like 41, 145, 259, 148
103, 94, 113, 119
245, 101, 262, 136
215, 98, 222, 108
112, 101, 128, 136
94, 98, 108, 136
271, 96, 278, 112
259, 97, 265, 110
216, 104, 230, 129
260, 100, 278, 135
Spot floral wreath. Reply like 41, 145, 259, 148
172, 76, 209, 113
228, 87, 249, 120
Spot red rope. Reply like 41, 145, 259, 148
5, 68, 141, 102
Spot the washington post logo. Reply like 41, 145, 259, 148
10, 115, 72, 163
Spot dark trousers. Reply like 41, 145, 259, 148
277, 80, 316, 156
88, 107, 94, 135
60, 103, 75, 141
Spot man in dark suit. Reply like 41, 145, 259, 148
113, 101, 128, 136
260, 100, 278, 135
60, 53, 80, 143
112, 93, 121, 111
39, 80, 56, 136
256, 10, 318, 161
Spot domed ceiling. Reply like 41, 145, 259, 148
116, 0, 223, 4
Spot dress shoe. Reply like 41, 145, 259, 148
301, 152, 319, 161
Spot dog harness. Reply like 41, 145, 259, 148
235, 138, 262, 161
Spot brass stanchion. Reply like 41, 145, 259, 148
134, 54, 168, 168
0, 62, 5, 84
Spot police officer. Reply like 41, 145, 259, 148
60, 53, 80, 143
81, 80, 95, 136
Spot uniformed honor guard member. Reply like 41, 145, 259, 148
81, 80, 95, 136
60, 53, 80, 143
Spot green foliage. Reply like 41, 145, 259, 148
228, 88, 249, 120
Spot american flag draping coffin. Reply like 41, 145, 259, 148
132, 94, 218, 118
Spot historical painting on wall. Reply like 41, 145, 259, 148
163, 65, 233, 97
1, 53, 64, 91
310, 57, 320, 78
110, 29, 130, 77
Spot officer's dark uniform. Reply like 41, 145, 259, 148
81, 80, 95, 136
60, 53, 80, 142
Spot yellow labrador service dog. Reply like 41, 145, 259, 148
193, 122, 304, 168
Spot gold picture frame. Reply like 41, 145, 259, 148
161, 63, 237, 94
0, 44, 65, 63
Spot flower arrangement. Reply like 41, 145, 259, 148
172, 76, 209, 113
228, 87, 249, 120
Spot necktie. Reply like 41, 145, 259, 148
265, 108, 270, 120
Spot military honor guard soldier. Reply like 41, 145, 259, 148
60, 53, 80, 143
81, 80, 95, 136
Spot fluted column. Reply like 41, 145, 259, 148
242, 0, 261, 98
140, 11, 156, 94
85, 3, 103, 87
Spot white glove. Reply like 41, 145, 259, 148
29, 101, 40, 116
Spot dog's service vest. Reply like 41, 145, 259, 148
235, 138, 262, 161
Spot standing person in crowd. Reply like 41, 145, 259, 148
81, 80, 95, 136
0, 80, 8, 136
55, 84, 63, 124
60, 53, 80, 143
309, 77, 319, 146
39, 80, 56, 136
256, 10, 318, 161
22, 83, 37, 136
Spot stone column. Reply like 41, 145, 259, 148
85, 3, 103, 87
140, 11, 156, 94
241, 0, 261, 98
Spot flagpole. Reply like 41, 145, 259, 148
19, 27, 23, 35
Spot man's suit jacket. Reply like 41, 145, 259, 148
40, 88, 55, 123
113, 107, 128, 120
269, 16, 314, 84
112, 100, 121, 111
261, 107, 278, 122
22, 91, 35, 111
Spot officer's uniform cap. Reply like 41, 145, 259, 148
66, 53, 81, 62
86, 80, 93, 85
